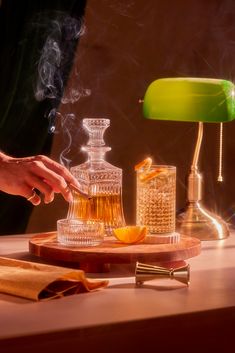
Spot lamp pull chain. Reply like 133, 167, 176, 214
217, 122, 223, 182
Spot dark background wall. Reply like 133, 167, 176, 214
27, 0, 235, 233
0, 0, 86, 234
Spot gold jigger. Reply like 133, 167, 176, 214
135, 262, 190, 286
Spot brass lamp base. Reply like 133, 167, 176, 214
177, 122, 230, 241
177, 201, 229, 240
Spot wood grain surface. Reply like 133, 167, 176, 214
29, 232, 201, 269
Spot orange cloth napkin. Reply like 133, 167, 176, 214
0, 257, 108, 301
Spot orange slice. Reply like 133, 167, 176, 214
113, 226, 147, 244
140, 168, 165, 182
134, 157, 152, 171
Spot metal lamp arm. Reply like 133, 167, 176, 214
191, 122, 203, 172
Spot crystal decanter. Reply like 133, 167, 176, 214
67, 118, 126, 235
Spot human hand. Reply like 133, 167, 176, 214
0, 152, 81, 206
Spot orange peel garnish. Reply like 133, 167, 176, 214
134, 157, 152, 171
113, 226, 147, 244
140, 168, 165, 182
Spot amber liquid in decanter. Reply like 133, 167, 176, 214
67, 118, 125, 235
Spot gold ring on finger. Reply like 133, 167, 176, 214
64, 185, 71, 193
27, 191, 36, 201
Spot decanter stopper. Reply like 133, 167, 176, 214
83, 118, 110, 146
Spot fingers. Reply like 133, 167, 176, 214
26, 174, 55, 204
34, 155, 80, 187
26, 190, 41, 206
20, 185, 41, 206
24, 158, 74, 202
17, 174, 55, 206
31, 164, 73, 202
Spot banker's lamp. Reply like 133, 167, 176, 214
142, 77, 235, 240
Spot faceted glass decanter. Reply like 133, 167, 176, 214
67, 118, 126, 235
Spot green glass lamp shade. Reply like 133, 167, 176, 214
143, 77, 235, 123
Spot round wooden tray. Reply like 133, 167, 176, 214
29, 232, 201, 272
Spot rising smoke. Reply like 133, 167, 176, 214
34, 13, 90, 105
34, 13, 91, 167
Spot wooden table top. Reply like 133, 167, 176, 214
0, 231, 235, 353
